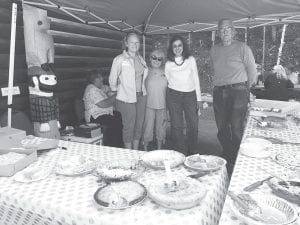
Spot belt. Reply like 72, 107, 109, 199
215, 82, 247, 89
136, 92, 143, 97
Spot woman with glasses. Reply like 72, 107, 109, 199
165, 35, 201, 155
143, 49, 168, 151
109, 32, 148, 149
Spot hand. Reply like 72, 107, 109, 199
40, 123, 50, 132
202, 102, 209, 109
57, 121, 61, 129
197, 101, 201, 116
107, 91, 117, 97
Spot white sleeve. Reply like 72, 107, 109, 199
191, 57, 201, 101
109, 57, 120, 91
164, 62, 171, 82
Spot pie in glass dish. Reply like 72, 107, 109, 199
148, 177, 206, 210
94, 180, 147, 209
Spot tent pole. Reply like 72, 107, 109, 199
7, 3, 17, 128
262, 26, 266, 79
276, 24, 288, 65
143, 34, 146, 60
244, 28, 248, 44
211, 31, 215, 47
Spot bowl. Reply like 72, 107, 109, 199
230, 193, 298, 225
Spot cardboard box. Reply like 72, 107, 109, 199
0, 149, 37, 177
74, 123, 102, 138
0, 127, 26, 142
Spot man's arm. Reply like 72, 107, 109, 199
95, 93, 116, 108
243, 45, 257, 87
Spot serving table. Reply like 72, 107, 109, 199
218, 100, 300, 224
0, 142, 228, 225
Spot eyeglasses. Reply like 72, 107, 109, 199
172, 44, 183, 48
151, 55, 163, 62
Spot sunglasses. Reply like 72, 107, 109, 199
151, 55, 163, 62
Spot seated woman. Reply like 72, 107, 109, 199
264, 65, 294, 101
83, 69, 123, 147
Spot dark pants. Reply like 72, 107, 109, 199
91, 111, 123, 148
213, 83, 249, 176
167, 88, 198, 156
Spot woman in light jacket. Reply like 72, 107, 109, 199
109, 32, 148, 149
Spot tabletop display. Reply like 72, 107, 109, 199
0, 141, 228, 225
218, 100, 300, 225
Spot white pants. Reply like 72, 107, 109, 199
143, 108, 167, 142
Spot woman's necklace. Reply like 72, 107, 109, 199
174, 57, 184, 66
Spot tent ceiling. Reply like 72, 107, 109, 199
23, 0, 300, 34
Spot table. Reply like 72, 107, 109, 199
0, 142, 228, 225
218, 100, 300, 225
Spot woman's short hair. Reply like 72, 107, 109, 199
122, 31, 141, 50
272, 65, 287, 79
87, 69, 104, 84
167, 35, 190, 61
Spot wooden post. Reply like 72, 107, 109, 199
142, 34, 146, 60
262, 26, 266, 79
7, 3, 18, 127
276, 24, 288, 66
244, 28, 248, 44
211, 30, 215, 47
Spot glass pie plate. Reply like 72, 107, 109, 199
272, 151, 300, 169
14, 166, 52, 183
147, 176, 207, 210
184, 154, 226, 172
55, 155, 96, 176
230, 193, 297, 225
141, 150, 185, 169
94, 180, 147, 210
96, 160, 145, 182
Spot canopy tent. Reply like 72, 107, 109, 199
22, 0, 300, 34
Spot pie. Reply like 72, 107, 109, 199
94, 181, 147, 209
148, 177, 206, 209
184, 154, 226, 171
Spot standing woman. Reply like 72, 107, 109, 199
165, 35, 201, 155
109, 32, 148, 149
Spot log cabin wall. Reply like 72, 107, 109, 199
0, 1, 152, 128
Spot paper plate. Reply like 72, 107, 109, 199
184, 154, 226, 172
141, 150, 185, 169
230, 193, 297, 225
148, 177, 206, 210
94, 180, 147, 210
55, 156, 96, 176
268, 177, 300, 204
14, 166, 52, 183
240, 138, 272, 158
96, 160, 145, 182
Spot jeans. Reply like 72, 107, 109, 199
167, 88, 198, 156
213, 83, 249, 176
91, 111, 123, 148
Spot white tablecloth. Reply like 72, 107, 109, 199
219, 101, 300, 225
0, 142, 228, 225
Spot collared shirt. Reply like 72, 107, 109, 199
165, 56, 202, 101
210, 41, 257, 87
109, 50, 148, 103
83, 84, 113, 123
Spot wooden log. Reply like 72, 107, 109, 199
0, 68, 28, 84
50, 30, 122, 49
0, 54, 26, 68
54, 43, 121, 57
50, 17, 124, 40
0, 95, 29, 112
0, 38, 25, 54
56, 78, 87, 92
54, 56, 113, 68
0, 23, 24, 40
55, 67, 111, 79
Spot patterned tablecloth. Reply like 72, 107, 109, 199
219, 100, 300, 225
0, 142, 228, 225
